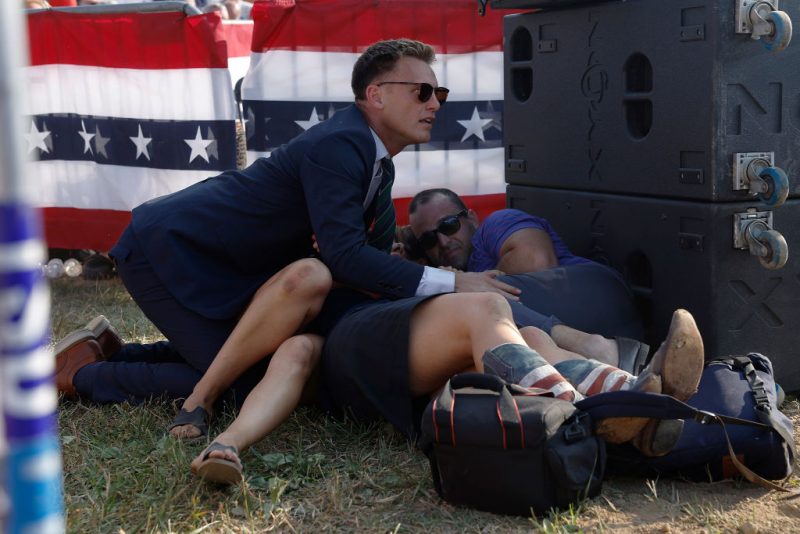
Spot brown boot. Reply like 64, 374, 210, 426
595, 309, 704, 452
55, 339, 102, 399
628, 309, 704, 456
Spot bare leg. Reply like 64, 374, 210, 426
190, 334, 323, 473
407, 293, 527, 396
172, 259, 331, 438
550, 324, 619, 366
519, 326, 588, 365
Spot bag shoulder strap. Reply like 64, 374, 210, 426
733, 356, 797, 463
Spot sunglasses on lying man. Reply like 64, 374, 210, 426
417, 209, 468, 250
376, 81, 450, 104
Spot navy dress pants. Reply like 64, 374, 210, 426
73, 226, 266, 405
501, 262, 644, 341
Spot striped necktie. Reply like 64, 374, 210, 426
367, 157, 396, 253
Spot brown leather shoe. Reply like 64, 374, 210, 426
53, 315, 122, 359
85, 315, 123, 357
55, 339, 102, 399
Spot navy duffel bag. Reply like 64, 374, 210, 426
600, 353, 796, 482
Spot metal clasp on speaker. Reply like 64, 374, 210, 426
735, 0, 793, 52
732, 152, 790, 208
733, 209, 789, 269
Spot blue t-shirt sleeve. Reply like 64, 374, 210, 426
468, 210, 549, 272
468, 209, 591, 271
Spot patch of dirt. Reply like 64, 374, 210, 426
575, 412, 800, 533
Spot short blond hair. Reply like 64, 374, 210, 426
351, 39, 435, 101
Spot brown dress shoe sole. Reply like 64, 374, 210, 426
53, 329, 95, 358
649, 309, 705, 401
53, 315, 121, 360
86, 315, 123, 357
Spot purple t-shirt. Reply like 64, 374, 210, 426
467, 209, 592, 272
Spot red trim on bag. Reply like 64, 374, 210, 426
450, 396, 456, 447
511, 397, 525, 449
496, 400, 507, 449
432, 398, 440, 444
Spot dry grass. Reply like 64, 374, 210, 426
51, 277, 800, 533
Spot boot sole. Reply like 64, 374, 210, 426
658, 309, 704, 401
53, 316, 111, 359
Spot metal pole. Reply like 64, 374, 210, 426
1, 3, 64, 534
49, 1, 202, 16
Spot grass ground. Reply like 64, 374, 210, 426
52, 277, 800, 533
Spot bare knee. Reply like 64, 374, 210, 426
411, 293, 514, 344
463, 292, 513, 324
287, 258, 332, 294
520, 326, 552, 352
270, 335, 319, 379
271, 259, 332, 299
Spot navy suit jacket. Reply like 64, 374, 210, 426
127, 105, 424, 320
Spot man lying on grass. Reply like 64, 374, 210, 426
191, 299, 703, 484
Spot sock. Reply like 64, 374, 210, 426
483, 343, 582, 402
554, 359, 636, 396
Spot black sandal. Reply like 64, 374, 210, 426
195, 442, 242, 485
168, 406, 209, 440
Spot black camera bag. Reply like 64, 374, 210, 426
418, 373, 605, 516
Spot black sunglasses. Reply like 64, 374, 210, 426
417, 210, 468, 250
376, 81, 450, 104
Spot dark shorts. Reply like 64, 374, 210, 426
304, 287, 375, 337
502, 262, 643, 340
319, 295, 435, 440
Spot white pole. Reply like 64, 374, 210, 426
0, 3, 64, 534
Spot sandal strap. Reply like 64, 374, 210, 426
201, 441, 239, 462
168, 406, 210, 435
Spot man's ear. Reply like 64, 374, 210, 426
364, 84, 384, 109
467, 208, 480, 226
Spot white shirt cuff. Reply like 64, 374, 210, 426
415, 266, 456, 296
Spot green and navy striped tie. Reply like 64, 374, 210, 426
367, 157, 396, 253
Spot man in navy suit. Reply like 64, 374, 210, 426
53, 39, 521, 436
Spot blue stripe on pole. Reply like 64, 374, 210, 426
1, 202, 63, 533
7, 436, 63, 533
0, 201, 41, 241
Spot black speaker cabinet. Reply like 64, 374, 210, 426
503, 0, 799, 202
490, 0, 611, 9
507, 185, 800, 390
